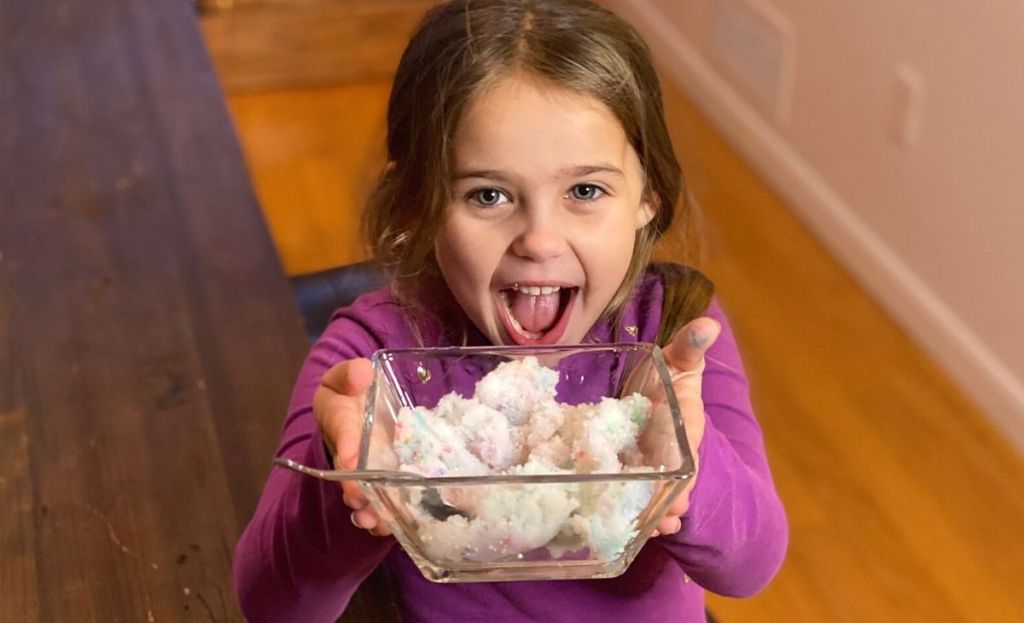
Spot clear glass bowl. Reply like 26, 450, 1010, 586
281, 343, 694, 583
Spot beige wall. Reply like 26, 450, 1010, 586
609, 0, 1024, 450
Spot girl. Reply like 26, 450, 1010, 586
233, 1, 788, 621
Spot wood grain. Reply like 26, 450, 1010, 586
200, 0, 440, 92
0, 0, 311, 619
226, 81, 390, 275
658, 78, 1024, 623
0, 270, 38, 620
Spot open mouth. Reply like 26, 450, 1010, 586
497, 284, 577, 345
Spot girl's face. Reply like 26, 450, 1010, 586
435, 74, 654, 346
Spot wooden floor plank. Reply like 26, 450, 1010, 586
226, 81, 389, 275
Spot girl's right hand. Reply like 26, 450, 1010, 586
313, 358, 392, 536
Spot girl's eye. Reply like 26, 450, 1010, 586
568, 184, 605, 201
469, 188, 510, 207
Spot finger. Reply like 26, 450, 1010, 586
351, 507, 377, 530
320, 357, 374, 396
314, 358, 374, 469
313, 387, 362, 468
341, 481, 369, 510
323, 420, 372, 514
656, 515, 682, 537
314, 359, 376, 513
666, 487, 691, 517
351, 507, 392, 536
662, 317, 721, 373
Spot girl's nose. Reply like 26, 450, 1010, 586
511, 212, 568, 262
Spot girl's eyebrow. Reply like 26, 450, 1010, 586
451, 164, 624, 182
451, 169, 513, 182
566, 164, 625, 178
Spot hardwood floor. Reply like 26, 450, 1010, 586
216, 27, 1024, 623
227, 81, 386, 275
658, 84, 1024, 623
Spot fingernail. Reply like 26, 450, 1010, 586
350, 511, 362, 529
669, 517, 682, 534
686, 326, 709, 349
343, 494, 367, 511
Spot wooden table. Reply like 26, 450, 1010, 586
0, 1, 395, 620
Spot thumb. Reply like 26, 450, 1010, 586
315, 358, 374, 468
320, 357, 374, 397
662, 317, 721, 373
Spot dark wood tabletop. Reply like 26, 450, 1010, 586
0, 1, 396, 620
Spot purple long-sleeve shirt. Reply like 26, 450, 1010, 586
234, 270, 788, 622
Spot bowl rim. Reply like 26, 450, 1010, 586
354, 342, 695, 486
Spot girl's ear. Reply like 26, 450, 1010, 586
636, 195, 657, 230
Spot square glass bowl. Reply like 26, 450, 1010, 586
278, 343, 694, 583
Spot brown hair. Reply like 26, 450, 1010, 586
363, 0, 712, 343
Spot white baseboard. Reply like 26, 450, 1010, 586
608, 0, 1024, 453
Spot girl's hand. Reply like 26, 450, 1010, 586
652, 316, 721, 537
313, 358, 392, 536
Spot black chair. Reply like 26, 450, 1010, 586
290, 261, 387, 341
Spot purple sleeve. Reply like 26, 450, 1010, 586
232, 305, 398, 622
656, 299, 789, 597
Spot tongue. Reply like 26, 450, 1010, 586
509, 291, 561, 333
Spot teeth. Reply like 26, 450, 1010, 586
511, 285, 561, 296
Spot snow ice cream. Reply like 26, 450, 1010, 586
392, 356, 659, 563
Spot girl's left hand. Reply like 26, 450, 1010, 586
652, 316, 721, 537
